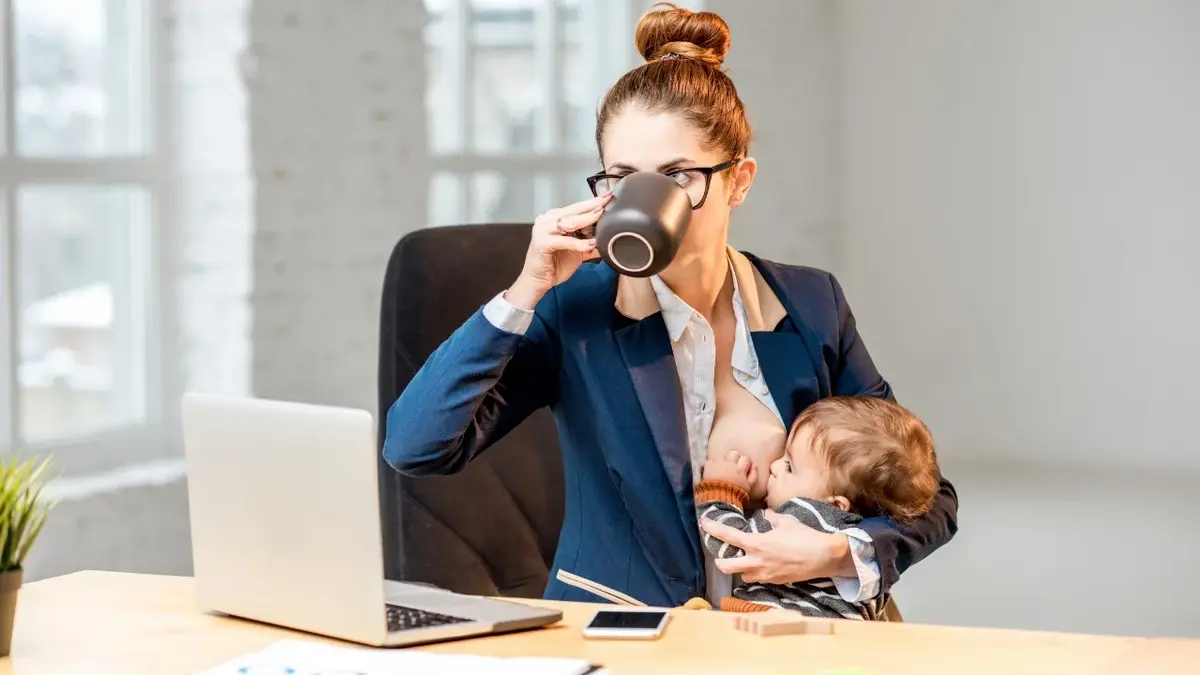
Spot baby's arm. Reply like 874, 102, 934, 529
696, 483, 753, 559
696, 451, 766, 559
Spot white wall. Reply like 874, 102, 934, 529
713, 0, 1200, 636
837, 0, 1200, 471
245, 0, 429, 412
707, 0, 842, 271
171, 0, 253, 400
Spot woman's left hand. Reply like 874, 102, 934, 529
701, 511, 855, 584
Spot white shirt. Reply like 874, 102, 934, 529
483, 273, 881, 606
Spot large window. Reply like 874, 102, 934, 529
0, 0, 162, 473
423, 0, 646, 227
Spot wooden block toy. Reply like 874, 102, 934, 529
732, 609, 836, 637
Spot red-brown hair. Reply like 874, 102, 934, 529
595, 2, 751, 161
790, 397, 941, 523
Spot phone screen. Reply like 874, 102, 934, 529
586, 610, 668, 631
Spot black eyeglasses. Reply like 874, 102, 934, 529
586, 159, 739, 210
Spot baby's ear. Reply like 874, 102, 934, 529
827, 495, 853, 512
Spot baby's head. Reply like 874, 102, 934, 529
766, 397, 940, 522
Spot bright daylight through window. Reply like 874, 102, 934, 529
423, 0, 642, 228
0, 0, 158, 469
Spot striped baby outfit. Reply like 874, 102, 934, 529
696, 480, 882, 620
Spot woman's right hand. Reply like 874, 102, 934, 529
506, 193, 612, 310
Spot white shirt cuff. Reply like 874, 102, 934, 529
831, 528, 882, 602
482, 291, 535, 336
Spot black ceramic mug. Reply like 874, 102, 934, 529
594, 171, 692, 277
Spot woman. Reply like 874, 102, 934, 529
384, 3, 958, 610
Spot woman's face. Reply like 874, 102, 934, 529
599, 107, 756, 267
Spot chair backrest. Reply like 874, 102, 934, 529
881, 596, 904, 621
377, 224, 565, 598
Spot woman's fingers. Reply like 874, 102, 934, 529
553, 208, 605, 235
534, 194, 612, 233
544, 234, 597, 254
701, 518, 756, 551
555, 192, 612, 217
713, 554, 758, 577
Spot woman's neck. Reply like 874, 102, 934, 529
659, 246, 731, 320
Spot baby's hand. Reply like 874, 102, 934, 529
702, 450, 758, 494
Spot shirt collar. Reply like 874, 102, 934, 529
728, 267, 761, 378
649, 274, 695, 342
648, 260, 763, 379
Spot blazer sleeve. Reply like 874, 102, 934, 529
827, 273, 960, 597
382, 290, 561, 476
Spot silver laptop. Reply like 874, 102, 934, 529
181, 393, 562, 647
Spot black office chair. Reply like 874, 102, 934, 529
376, 224, 564, 598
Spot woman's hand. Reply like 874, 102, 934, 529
507, 193, 612, 310
701, 511, 856, 584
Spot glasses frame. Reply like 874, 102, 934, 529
586, 159, 740, 210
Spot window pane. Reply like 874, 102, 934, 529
424, 5, 466, 156
428, 170, 599, 226
425, 0, 590, 155
563, 47, 594, 153
471, 171, 565, 223
0, 193, 11, 450
561, 168, 595, 205
472, 171, 532, 223
424, 39, 454, 154
17, 186, 149, 442
472, 45, 538, 154
14, 0, 149, 157
430, 171, 572, 225
428, 171, 466, 226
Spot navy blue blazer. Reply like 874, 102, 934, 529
383, 251, 958, 607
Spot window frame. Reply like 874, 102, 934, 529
425, 0, 645, 223
0, 0, 176, 476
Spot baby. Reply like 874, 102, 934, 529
697, 396, 940, 620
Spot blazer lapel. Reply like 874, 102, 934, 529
612, 275, 705, 584
752, 332, 823, 427
612, 316, 692, 496
731, 250, 832, 424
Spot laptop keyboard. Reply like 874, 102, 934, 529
385, 603, 473, 632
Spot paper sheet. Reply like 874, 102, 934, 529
200, 639, 602, 675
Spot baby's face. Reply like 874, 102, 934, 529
765, 424, 836, 510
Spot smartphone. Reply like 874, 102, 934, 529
581, 608, 671, 640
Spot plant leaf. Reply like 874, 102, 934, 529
0, 455, 57, 570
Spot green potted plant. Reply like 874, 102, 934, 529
0, 456, 54, 658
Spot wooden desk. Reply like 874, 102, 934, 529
0, 572, 1194, 674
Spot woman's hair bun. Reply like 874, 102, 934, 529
634, 2, 731, 67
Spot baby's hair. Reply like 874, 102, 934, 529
789, 397, 940, 522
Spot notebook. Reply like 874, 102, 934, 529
555, 569, 647, 606
200, 640, 604, 675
